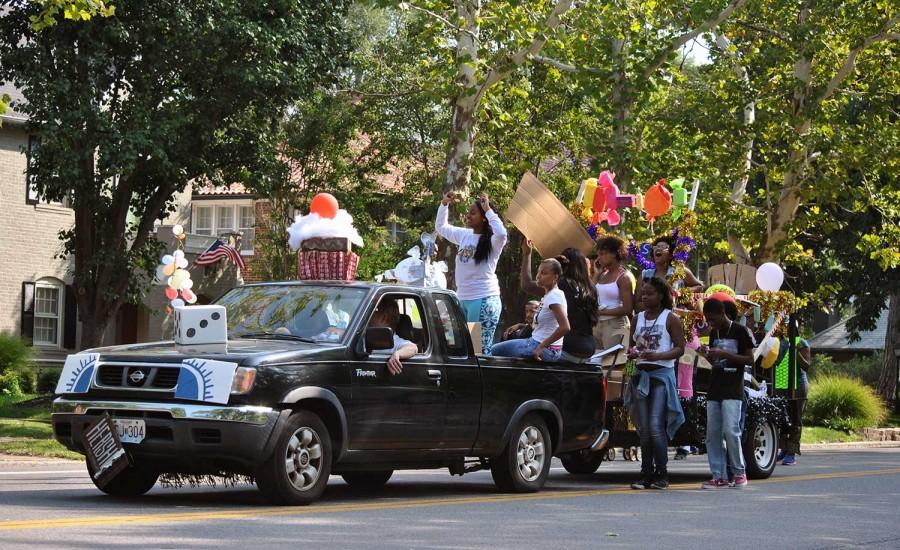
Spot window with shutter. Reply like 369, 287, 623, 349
21, 282, 35, 346
26, 136, 40, 205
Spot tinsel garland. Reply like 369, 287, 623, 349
159, 472, 255, 489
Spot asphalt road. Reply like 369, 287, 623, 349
1, 448, 899, 549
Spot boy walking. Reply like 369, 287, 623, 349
699, 298, 755, 489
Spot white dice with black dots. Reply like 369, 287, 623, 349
173, 305, 228, 345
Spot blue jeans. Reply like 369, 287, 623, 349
460, 295, 501, 355
490, 338, 562, 362
631, 377, 669, 477
707, 399, 745, 479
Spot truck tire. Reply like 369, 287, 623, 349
560, 450, 604, 474
341, 470, 394, 489
743, 418, 778, 479
491, 414, 552, 493
87, 462, 159, 497
256, 410, 332, 505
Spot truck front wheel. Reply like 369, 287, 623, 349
491, 414, 552, 493
87, 462, 159, 497
742, 418, 778, 479
256, 410, 332, 505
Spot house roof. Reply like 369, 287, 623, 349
808, 306, 888, 352
0, 82, 28, 123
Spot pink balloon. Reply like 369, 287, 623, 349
165, 287, 178, 300
607, 209, 621, 226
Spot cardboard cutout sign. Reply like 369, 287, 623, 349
506, 172, 595, 258
707, 263, 758, 295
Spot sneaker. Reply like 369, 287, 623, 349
782, 454, 796, 466
674, 450, 687, 460
630, 477, 652, 490
732, 474, 748, 488
776, 449, 786, 462
702, 478, 729, 489
649, 477, 669, 490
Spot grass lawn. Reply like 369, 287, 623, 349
0, 393, 80, 460
801, 426, 864, 444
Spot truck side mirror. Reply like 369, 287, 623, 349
365, 326, 394, 354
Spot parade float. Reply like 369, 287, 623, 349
556, 170, 800, 478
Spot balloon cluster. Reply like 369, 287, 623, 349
577, 171, 628, 227
156, 225, 197, 312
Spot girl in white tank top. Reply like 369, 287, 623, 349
633, 309, 676, 369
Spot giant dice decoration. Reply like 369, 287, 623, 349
174, 305, 227, 345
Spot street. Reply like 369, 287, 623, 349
1, 448, 899, 549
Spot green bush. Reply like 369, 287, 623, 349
37, 369, 62, 395
810, 353, 882, 388
0, 333, 32, 374
0, 372, 23, 396
0, 334, 34, 396
805, 375, 887, 431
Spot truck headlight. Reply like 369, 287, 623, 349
230, 367, 257, 394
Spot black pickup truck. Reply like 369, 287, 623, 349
52, 282, 608, 505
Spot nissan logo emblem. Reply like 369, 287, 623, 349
129, 370, 147, 383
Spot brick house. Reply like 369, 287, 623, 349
0, 83, 80, 367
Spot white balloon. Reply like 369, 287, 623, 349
175, 257, 189, 269
173, 250, 185, 260
756, 262, 784, 292
170, 298, 185, 308
182, 279, 194, 289
167, 276, 177, 289
155, 265, 167, 282
172, 224, 184, 236
161, 255, 174, 265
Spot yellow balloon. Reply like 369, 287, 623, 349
581, 178, 598, 208
762, 337, 780, 369
581, 206, 594, 220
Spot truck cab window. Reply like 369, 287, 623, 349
370, 295, 430, 354
434, 294, 467, 357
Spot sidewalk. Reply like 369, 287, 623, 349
802, 440, 900, 450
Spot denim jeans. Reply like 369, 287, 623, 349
707, 399, 745, 479
631, 377, 669, 477
490, 337, 562, 362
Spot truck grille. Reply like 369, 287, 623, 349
94, 363, 182, 390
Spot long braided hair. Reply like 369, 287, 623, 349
556, 247, 599, 325
473, 199, 493, 264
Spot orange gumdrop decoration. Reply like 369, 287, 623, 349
644, 179, 672, 221
309, 193, 339, 219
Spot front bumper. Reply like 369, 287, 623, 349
52, 398, 281, 474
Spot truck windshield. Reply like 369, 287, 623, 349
216, 285, 368, 343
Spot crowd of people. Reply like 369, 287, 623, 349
431, 192, 810, 491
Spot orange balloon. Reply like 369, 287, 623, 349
162, 263, 176, 277
310, 193, 339, 219
644, 179, 672, 221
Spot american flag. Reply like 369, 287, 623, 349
194, 239, 246, 270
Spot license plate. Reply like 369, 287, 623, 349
113, 419, 146, 444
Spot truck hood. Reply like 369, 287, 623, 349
86, 339, 348, 365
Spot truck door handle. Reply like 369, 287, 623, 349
426, 369, 442, 379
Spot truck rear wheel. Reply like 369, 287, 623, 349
491, 414, 552, 493
743, 418, 778, 479
87, 461, 159, 497
256, 410, 332, 505
560, 450, 604, 474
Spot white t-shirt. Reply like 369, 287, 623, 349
374, 334, 417, 355
435, 203, 508, 301
531, 287, 567, 347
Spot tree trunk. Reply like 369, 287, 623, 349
609, 38, 633, 191
878, 294, 900, 409
442, 1, 481, 195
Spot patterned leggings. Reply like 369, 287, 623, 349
460, 295, 502, 355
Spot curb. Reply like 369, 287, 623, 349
802, 441, 900, 450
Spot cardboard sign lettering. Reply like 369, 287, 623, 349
506, 172, 595, 258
